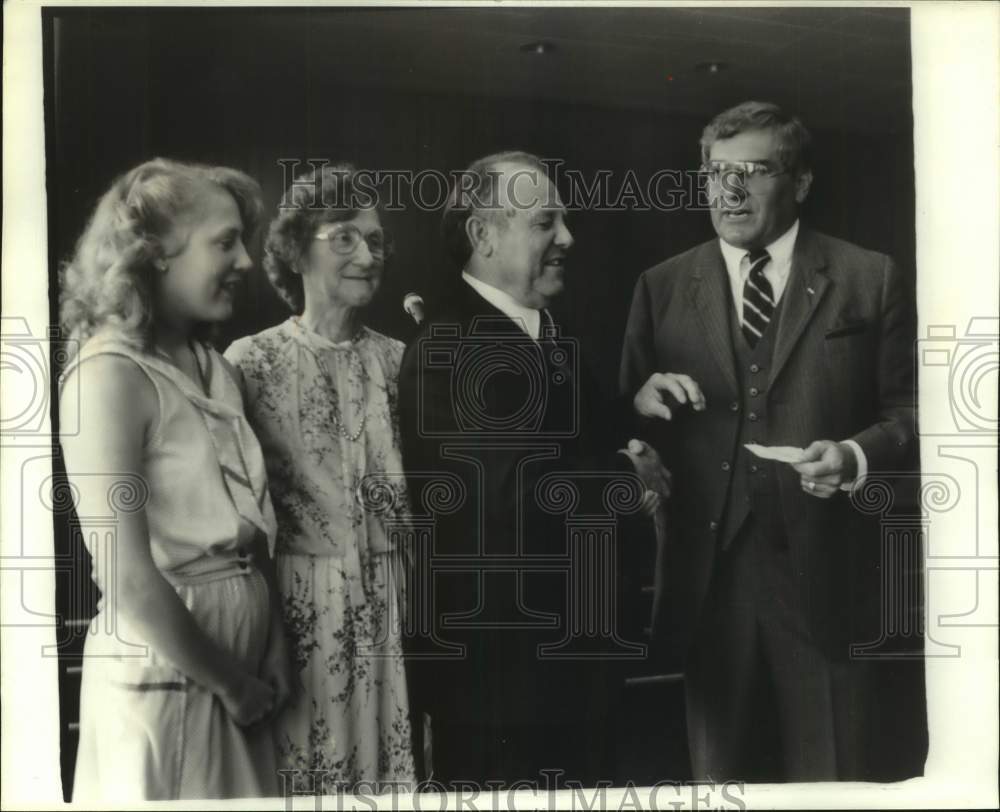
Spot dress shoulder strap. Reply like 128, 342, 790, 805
59, 334, 168, 444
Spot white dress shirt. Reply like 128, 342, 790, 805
718, 220, 866, 486
462, 272, 542, 340
719, 219, 799, 325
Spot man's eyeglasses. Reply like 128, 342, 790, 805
314, 224, 395, 259
699, 160, 788, 184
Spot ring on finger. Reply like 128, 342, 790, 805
807, 481, 816, 492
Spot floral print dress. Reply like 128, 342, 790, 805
226, 318, 415, 792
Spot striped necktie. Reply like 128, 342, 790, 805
741, 248, 774, 347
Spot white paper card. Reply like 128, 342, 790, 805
744, 443, 807, 464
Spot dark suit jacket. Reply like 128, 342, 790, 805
399, 280, 639, 728
619, 227, 917, 659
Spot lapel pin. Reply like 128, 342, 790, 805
807, 286, 815, 295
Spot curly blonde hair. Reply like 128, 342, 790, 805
59, 158, 263, 358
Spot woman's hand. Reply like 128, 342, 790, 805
219, 671, 276, 727
260, 629, 298, 717
251, 531, 300, 718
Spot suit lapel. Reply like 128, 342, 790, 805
456, 281, 532, 336
452, 281, 574, 434
690, 242, 739, 395
769, 229, 830, 388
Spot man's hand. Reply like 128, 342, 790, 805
791, 440, 858, 498
633, 372, 706, 420
619, 438, 672, 517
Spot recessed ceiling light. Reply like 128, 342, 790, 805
695, 61, 730, 75
520, 40, 556, 56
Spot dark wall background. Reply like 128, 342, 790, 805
45, 7, 915, 397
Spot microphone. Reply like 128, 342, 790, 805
403, 292, 425, 325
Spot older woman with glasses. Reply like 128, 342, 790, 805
225, 165, 415, 792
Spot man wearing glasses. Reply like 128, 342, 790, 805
619, 101, 918, 781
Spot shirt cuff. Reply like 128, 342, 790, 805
839, 439, 868, 491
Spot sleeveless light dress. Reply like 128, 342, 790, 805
64, 334, 280, 801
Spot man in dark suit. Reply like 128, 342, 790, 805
399, 151, 666, 788
619, 102, 919, 781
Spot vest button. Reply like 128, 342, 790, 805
748, 412, 759, 422
709, 521, 719, 532
750, 464, 759, 473
721, 461, 731, 472
749, 387, 760, 397
729, 401, 739, 412
750, 363, 761, 373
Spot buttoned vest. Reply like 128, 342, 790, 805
719, 294, 788, 549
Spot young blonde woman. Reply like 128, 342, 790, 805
59, 158, 292, 800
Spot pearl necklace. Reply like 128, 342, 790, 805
292, 317, 366, 442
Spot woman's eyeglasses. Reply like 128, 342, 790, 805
314, 224, 395, 259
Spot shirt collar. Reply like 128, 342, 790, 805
461, 271, 541, 339
719, 219, 800, 275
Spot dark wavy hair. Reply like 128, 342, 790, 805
263, 164, 375, 312
59, 158, 263, 358
699, 101, 812, 173
440, 150, 549, 270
